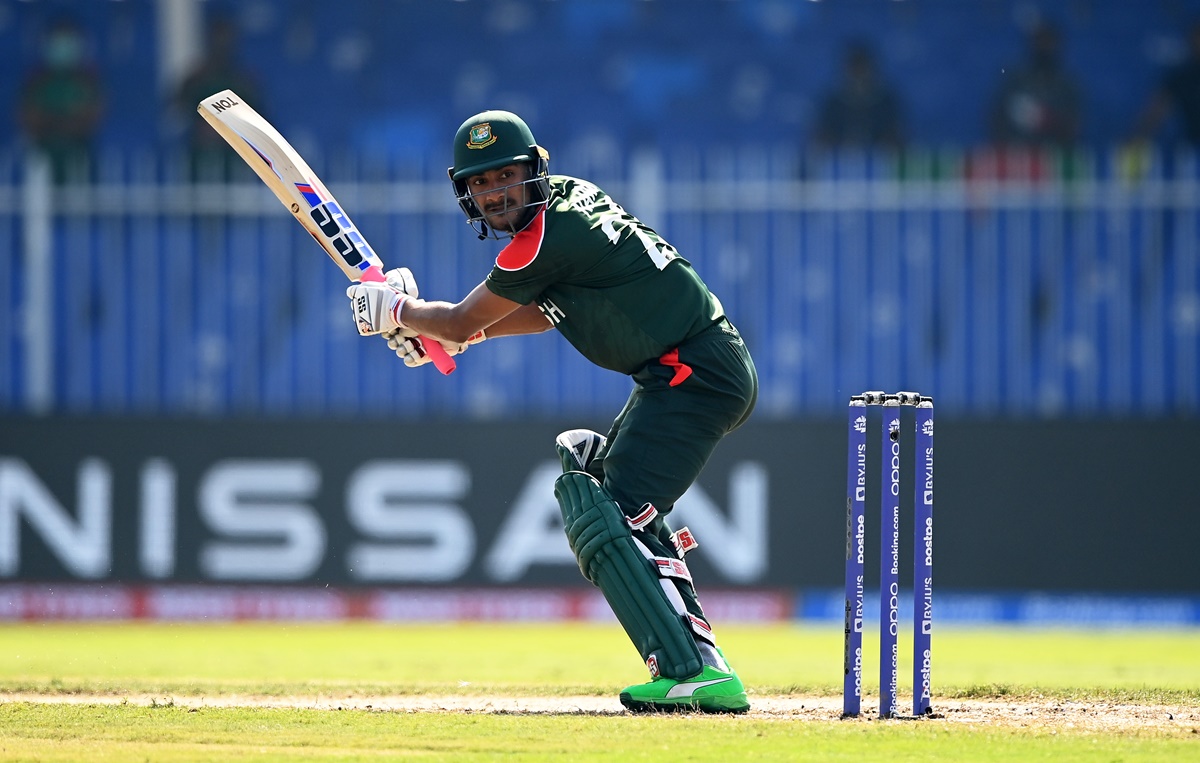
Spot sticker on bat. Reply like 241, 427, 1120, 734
295, 182, 324, 208
310, 202, 376, 271
208, 95, 241, 112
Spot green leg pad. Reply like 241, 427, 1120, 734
554, 471, 703, 680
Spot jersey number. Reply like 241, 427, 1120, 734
599, 212, 677, 271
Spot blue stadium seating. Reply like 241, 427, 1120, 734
4, 0, 1200, 156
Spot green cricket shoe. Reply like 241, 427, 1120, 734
619, 665, 750, 714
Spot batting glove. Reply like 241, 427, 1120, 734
347, 280, 411, 336
384, 267, 419, 298
386, 329, 486, 368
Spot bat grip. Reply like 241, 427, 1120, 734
361, 266, 456, 375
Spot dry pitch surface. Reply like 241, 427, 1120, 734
4, 692, 1196, 734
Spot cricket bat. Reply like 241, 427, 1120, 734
197, 89, 455, 374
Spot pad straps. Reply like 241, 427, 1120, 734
672, 526, 699, 555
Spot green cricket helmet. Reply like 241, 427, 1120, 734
448, 110, 550, 239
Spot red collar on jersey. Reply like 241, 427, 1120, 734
495, 204, 548, 271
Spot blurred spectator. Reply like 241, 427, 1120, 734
1131, 21, 1200, 147
18, 17, 105, 182
174, 13, 262, 178
814, 41, 905, 150
988, 22, 1082, 148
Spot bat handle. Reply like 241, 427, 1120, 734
421, 341, 457, 375
361, 266, 456, 375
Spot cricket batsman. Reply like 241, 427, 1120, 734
346, 110, 758, 713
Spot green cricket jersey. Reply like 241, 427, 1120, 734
485, 175, 726, 374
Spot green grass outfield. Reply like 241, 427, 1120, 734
0, 621, 1197, 761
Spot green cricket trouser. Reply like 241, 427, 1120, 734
592, 318, 758, 518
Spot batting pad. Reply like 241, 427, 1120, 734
554, 471, 704, 680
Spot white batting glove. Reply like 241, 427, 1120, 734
384, 267, 419, 298
346, 280, 412, 336
386, 330, 486, 368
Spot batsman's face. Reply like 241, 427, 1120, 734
467, 164, 531, 232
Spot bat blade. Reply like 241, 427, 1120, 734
197, 89, 455, 374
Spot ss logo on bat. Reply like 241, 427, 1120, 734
310, 202, 363, 269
